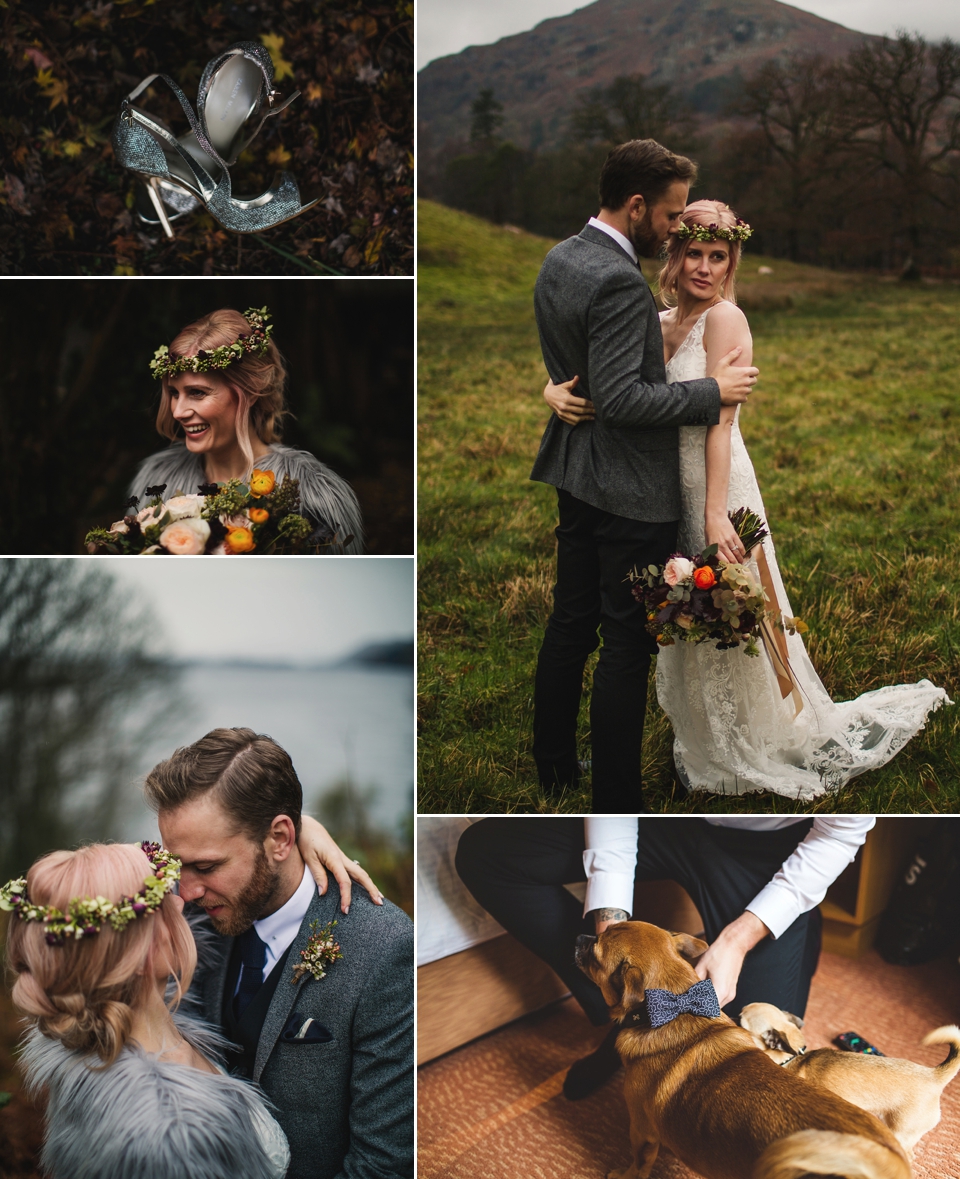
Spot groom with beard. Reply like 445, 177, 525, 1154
531, 138, 760, 812
147, 727, 413, 1179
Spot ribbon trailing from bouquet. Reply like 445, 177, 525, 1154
754, 546, 804, 717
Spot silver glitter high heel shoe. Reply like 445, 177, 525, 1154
113, 46, 315, 237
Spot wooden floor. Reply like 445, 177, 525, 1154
418, 949, 960, 1179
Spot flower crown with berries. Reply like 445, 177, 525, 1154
675, 217, 753, 244
0, 842, 181, 946
149, 307, 274, 379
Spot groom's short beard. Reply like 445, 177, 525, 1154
204, 844, 283, 937
629, 208, 665, 259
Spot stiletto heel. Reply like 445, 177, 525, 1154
113, 43, 313, 236
145, 177, 174, 238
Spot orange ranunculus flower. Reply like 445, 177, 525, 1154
249, 468, 276, 497
248, 508, 270, 524
693, 566, 716, 589
224, 526, 256, 554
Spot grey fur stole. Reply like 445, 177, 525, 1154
129, 443, 364, 555
20, 1013, 282, 1179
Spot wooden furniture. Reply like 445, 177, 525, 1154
417, 819, 920, 1065
820, 817, 917, 957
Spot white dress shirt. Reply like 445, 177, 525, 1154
582, 816, 875, 940
587, 216, 638, 264
238, 861, 315, 988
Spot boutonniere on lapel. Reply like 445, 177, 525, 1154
291, 919, 344, 985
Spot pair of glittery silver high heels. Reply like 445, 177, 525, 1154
112, 41, 317, 237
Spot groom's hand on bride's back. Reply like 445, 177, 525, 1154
711, 346, 759, 405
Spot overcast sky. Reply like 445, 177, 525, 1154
418, 0, 960, 67
95, 558, 414, 664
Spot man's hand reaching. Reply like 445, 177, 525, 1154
694, 911, 769, 1007
710, 346, 759, 406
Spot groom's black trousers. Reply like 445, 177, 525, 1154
533, 489, 678, 811
456, 817, 822, 1027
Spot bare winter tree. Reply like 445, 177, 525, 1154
738, 54, 854, 260
569, 74, 694, 150
843, 32, 960, 267
0, 560, 176, 882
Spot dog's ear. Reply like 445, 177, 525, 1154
671, 932, 709, 963
785, 1011, 804, 1029
619, 960, 647, 1010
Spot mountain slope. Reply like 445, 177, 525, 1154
418, 0, 870, 150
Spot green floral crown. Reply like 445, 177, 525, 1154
0, 842, 181, 946
675, 217, 753, 244
149, 307, 273, 379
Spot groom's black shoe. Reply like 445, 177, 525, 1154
536, 756, 580, 798
562, 1025, 622, 1099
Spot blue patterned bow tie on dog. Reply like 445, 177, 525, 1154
644, 979, 722, 1028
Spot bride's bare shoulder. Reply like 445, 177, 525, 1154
704, 300, 751, 344
705, 300, 748, 328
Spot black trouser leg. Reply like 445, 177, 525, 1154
533, 494, 602, 793
533, 489, 677, 811
455, 817, 609, 1024
456, 817, 822, 1027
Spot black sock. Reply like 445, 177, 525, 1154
562, 1024, 621, 1100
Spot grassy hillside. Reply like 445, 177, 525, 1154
418, 199, 960, 814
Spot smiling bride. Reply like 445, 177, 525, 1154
128, 307, 363, 555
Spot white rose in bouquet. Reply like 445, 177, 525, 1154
164, 494, 206, 521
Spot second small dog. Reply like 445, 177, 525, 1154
740, 1002, 960, 1152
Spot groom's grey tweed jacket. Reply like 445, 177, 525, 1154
189, 885, 413, 1179
531, 223, 721, 521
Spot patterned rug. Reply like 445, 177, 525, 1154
418, 950, 960, 1179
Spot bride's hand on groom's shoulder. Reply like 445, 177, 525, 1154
544, 374, 595, 425
298, 814, 385, 914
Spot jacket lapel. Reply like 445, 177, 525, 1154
252, 887, 338, 1082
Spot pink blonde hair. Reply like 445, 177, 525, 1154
157, 309, 289, 472
6, 843, 196, 1067
657, 199, 744, 308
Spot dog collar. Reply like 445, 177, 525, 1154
634, 979, 722, 1029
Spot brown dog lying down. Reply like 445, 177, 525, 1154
740, 1002, 960, 1153
575, 922, 912, 1179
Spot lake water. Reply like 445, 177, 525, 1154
121, 662, 414, 843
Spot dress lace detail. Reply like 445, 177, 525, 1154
654, 306, 950, 798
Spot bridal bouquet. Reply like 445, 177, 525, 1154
628, 508, 804, 656
85, 472, 352, 556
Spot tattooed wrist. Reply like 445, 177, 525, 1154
592, 907, 629, 926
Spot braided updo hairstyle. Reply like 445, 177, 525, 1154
657, 199, 744, 308
6, 844, 196, 1067
157, 308, 289, 473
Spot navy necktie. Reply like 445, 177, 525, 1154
235, 925, 267, 1018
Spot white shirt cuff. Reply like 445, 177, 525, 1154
745, 883, 803, 940
582, 817, 639, 916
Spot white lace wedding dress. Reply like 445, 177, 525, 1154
655, 305, 950, 799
